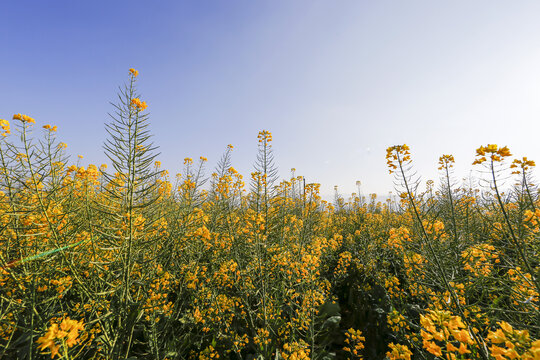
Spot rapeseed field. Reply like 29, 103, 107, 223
1, 70, 538, 359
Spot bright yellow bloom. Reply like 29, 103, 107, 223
457, 343, 470, 355
13, 113, 35, 124
37, 318, 84, 359
511, 157, 536, 174
488, 328, 507, 344
257, 130, 272, 143
423, 341, 442, 357
129, 68, 139, 77
476, 146, 486, 156
387, 343, 412, 360
131, 97, 148, 111
0, 119, 10, 137
386, 144, 412, 173
473, 144, 512, 165
42, 124, 57, 132
438, 154, 455, 170
486, 144, 498, 152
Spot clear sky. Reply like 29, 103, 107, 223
2, 1, 540, 199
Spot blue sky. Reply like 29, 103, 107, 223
2, 1, 540, 199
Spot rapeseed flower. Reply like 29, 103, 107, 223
0, 119, 10, 136
37, 317, 85, 359
131, 97, 147, 111
13, 113, 35, 124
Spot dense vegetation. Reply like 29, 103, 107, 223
0, 70, 538, 359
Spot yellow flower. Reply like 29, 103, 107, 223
457, 343, 470, 355
386, 343, 412, 360
257, 130, 273, 143
511, 157, 536, 174
129, 68, 139, 77
476, 146, 486, 156
131, 97, 148, 111
13, 113, 35, 124
486, 144, 498, 152
453, 329, 472, 344
424, 341, 442, 357
438, 154, 455, 170
42, 124, 58, 132
488, 328, 507, 344
474, 144, 512, 164
497, 146, 511, 157
499, 321, 513, 333
386, 145, 412, 173
0, 119, 10, 137
472, 156, 486, 165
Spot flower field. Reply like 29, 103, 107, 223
0, 70, 538, 359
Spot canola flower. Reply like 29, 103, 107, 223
438, 154, 455, 170
0, 119, 10, 136
472, 144, 511, 165
13, 113, 35, 124
36, 317, 85, 359
343, 328, 365, 359
131, 97, 148, 111
386, 144, 411, 174
386, 343, 413, 360
511, 157, 536, 174
420, 309, 474, 357
487, 321, 540, 360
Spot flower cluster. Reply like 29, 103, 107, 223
510, 157, 536, 174
13, 113, 35, 123
43, 124, 58, 132
386, 144, 411, 174
343, 328, 365, 359
487, 321, 540, 359
420, 310, 474, 358
0, 119, 10, 137
36, 317, 85, 359
386, 343, 413, 360
438, 154, 455, 170
257, 129, 272, 143
472, 144, 511, 165
131, 97, 148, 111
